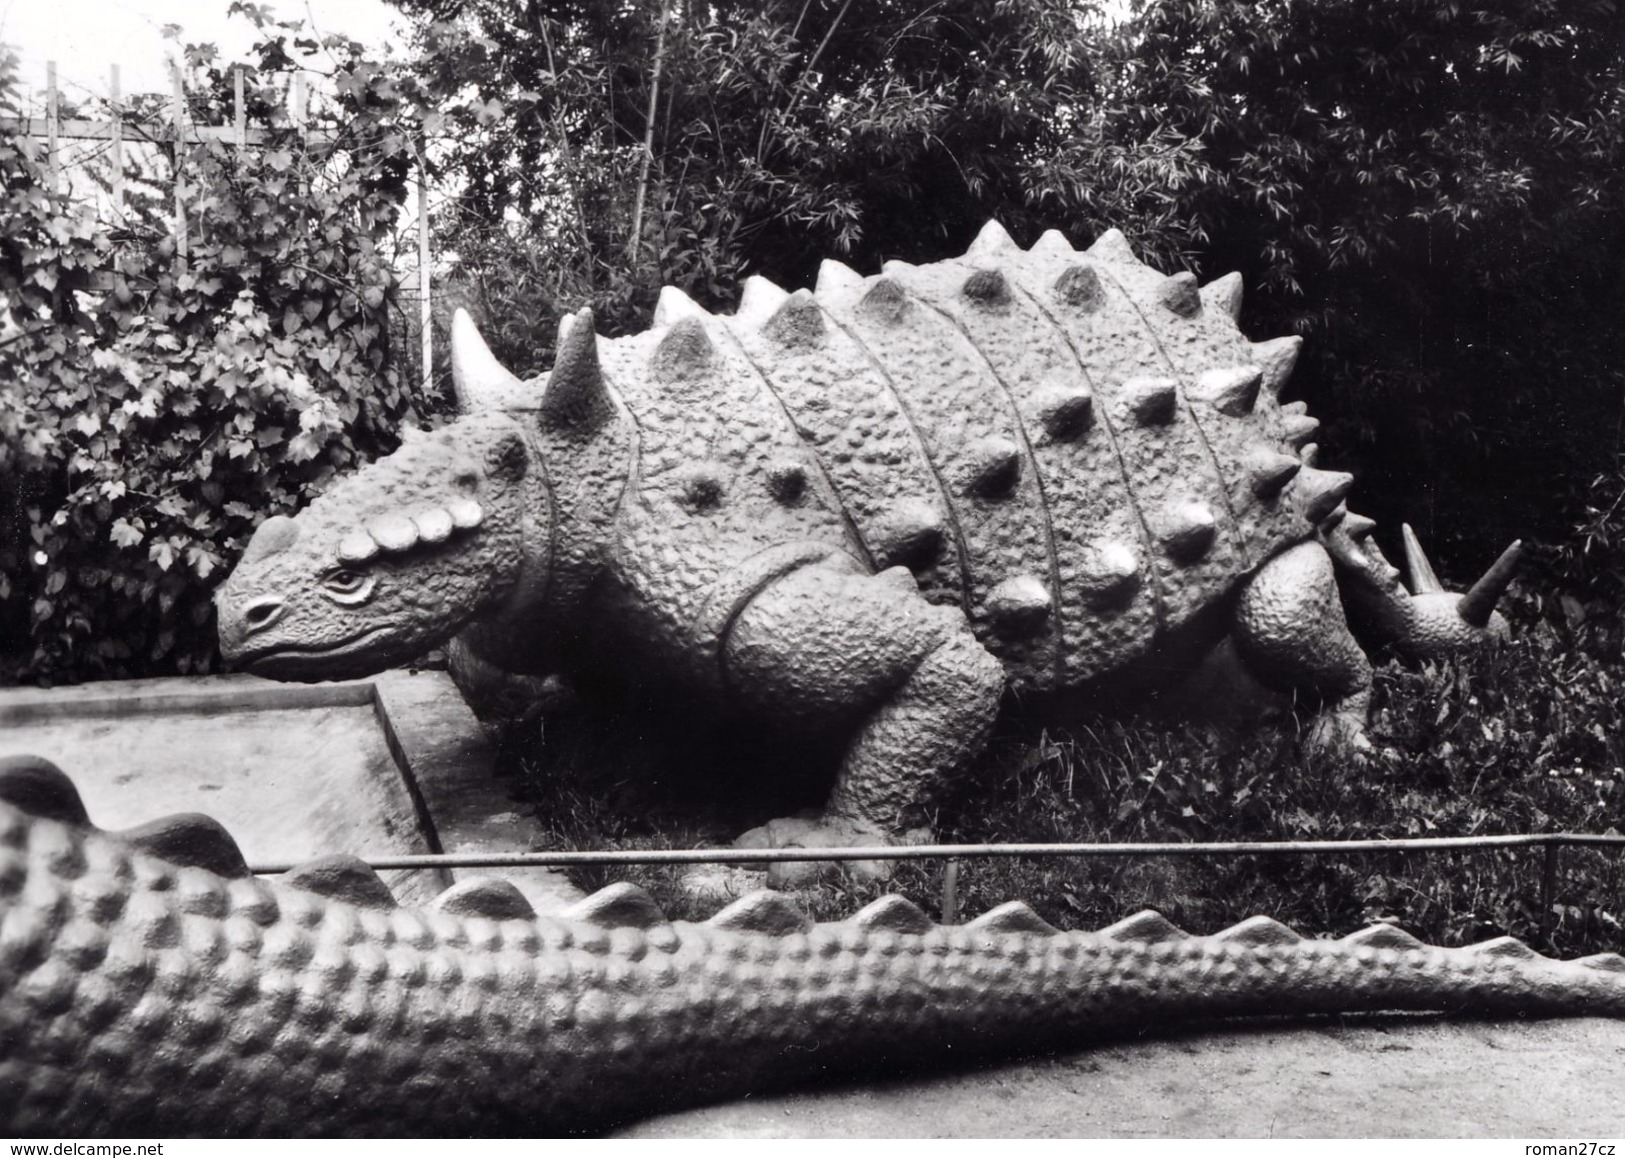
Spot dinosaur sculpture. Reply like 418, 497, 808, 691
215, 222, 1521, 856
2, 755, 1621, 1136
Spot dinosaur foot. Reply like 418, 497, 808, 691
1305, 711, 1375, 760
733, 814, 913, 888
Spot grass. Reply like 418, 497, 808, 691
490, 606, 1625, 958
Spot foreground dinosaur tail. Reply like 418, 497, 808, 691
3, 756, 1623, 1136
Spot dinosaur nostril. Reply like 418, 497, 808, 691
241, 598, 285, 633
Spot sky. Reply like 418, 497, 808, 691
1, 0, 403, 107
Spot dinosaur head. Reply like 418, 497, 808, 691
216, 415, 544, 680
1323, 515, 1521, 658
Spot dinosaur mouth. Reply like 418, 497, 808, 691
232, 628, 398, 680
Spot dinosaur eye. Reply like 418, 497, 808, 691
320, 568, 376, 605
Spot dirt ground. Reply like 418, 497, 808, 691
619, 1015, 1625, 1138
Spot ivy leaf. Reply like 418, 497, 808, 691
109, 519, 144, 548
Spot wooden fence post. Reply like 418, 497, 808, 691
45, 61, 59, 194
170, 60, 187, 262
109, 65, 123, 214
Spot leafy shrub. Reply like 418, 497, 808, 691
0, 28, 421, 683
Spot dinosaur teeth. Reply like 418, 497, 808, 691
815, 258, 865, 298
1156, 501, 1218, 563
1158, 272, 1202, 318
1281, 413, 1320, 446
1247, 449, 1303, 499
0, 755, 90, 827
965, 219, 1019, 259
413, 509, 454, 544
707, 890, 814, 935
851, 895, 935, 934
1458, 540, 1523, 628
1211, 916, 1303, 947
337, 530, 380, 564
447, 499, 484, 531
1035, 385, 1094, 440
431, 878, 537, 921
869, 499, 947, 568
1467, 936, 1544, 961
763, 289, 826, 348
857, 276, 910, 324
1086, 228, 1137, 264
766, 461, 808, 504
562, 882, 670, 929
1251, 335, 1303, 399
1200, 271, 1244, 320
962, 268, 1012, 305
1297, 467, 1354, 523
449, 308, 523, 413
1053, 264, 1105, 311
965, 901, 1058, 935
1098, 909, 1188, 942
652, 285, 706, 327
1400, 524, 1445, 595
653, 316, 716, 383
1195, 365, 1263, 417
281, 853, 399, 910
736, 274, 789, 326
965, 436, 1023, 497
1124, 377, 1179, 426
1030, 229, 1076, 259
541, 307, 612, 432
368, 514, 419, 554
986, 574, 1053, 635
1079, 540, 1142, 607
1341, 923, 1427, 951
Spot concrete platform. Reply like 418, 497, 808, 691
620, 1015, 1625, 1137
0, 671, 582, 911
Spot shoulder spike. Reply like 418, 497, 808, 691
965, 219, 1019, 259
986, 574, 1053, 635
1577, 953, 1625, 973
966, 901, 1058, 935
1124, 377, 1178, 426
1035, 385, 1094, 440
962, 268, 1011, 306
653, 317, 716, 384
1281, 413, 1320, 447
1341, 511, 1378, 542
1299, 443, 1320, 468
1400, 524, 1445, 595
708, 890, 814, 935
816, 258, 865, 298
870, 499, 947, 568
1212, 916, 1302, 947
737, 275, 789, 327
1297, 467, 1354, 523
1157, 501, 1218, 563
562, 882, 670, 929
1458, 540, 1522, 628
1200, 272, 1244, 320
368, 513, 419, 554
964, 437, 1022, 497
1053, 264, 1105, 311
1030, 229, 1076, 259
0, 755, 91, 827
1281, 400, 1309, 416
1079, 541, 1142, 607
857, 276, 909, 324
1341, 924, 1427, 951
1247, 449, 1302, 499
1086, 228, 1138, 264
541, 307, 613, 432
850, 895, 934, 934
1158, 272, 1202, 318
431, 878, 537, 921
1098, 909, 1188, 942
450, 309, 524, 414
1467, 936, 1543, 961
1194, 365, 1262, 417
1252, 335, 1302, 399
762, 289, 825, 349
120, 813, 251, 879
282, 854, 398, 909
652, 285, 705, 327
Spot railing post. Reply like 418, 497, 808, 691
1539, 841, 1561, 947
941, 858, 960, 925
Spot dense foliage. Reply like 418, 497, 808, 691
0, 23, 421, 682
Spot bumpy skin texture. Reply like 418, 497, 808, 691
215, 222, 1517, 850
4, 758, 1624, 1137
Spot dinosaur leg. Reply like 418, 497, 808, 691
1231, 541, 1374, 752
722, 562, 1005, 879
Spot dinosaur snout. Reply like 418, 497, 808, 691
217, 593, 287, 661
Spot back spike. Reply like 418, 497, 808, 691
737, 275, 789, 326
816, 259, 865, 298
1457, 540, 1523, 628
962, 268, 1012, 306
762, 289, 826, 349
653, 285, 706, 327
120, 813, 252, 880
450, 309, 524, 414
653, 316, 716, 384
850, 895, 935, 934
1030, 229, 1076, 259
0, 755, 91, 827
1200, 272, 1244, 320
1158, 272, 1201, 318
858, 276, 910, 324
1252, 335, 1303, 399
562, 882, 670, 929
1341, 511, 1378, 542
1195, 365, 1262, 417
1212, 916, 1302, 947
708, 890, 814, 935
1086, 228, 1137, 264
1098, 910, 1188, 942
1297, 467, 1354, 523
1054, 265, 1105, 311
281, 854, 398, 910
540, 308, 613, 433
431, 878, 537, 921
1341, 923, 1427, 951
1468, 936, 1544, 961
965, 219, 1018, 260
1400, 524, 1445, 595
966, 901, 1058, 936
